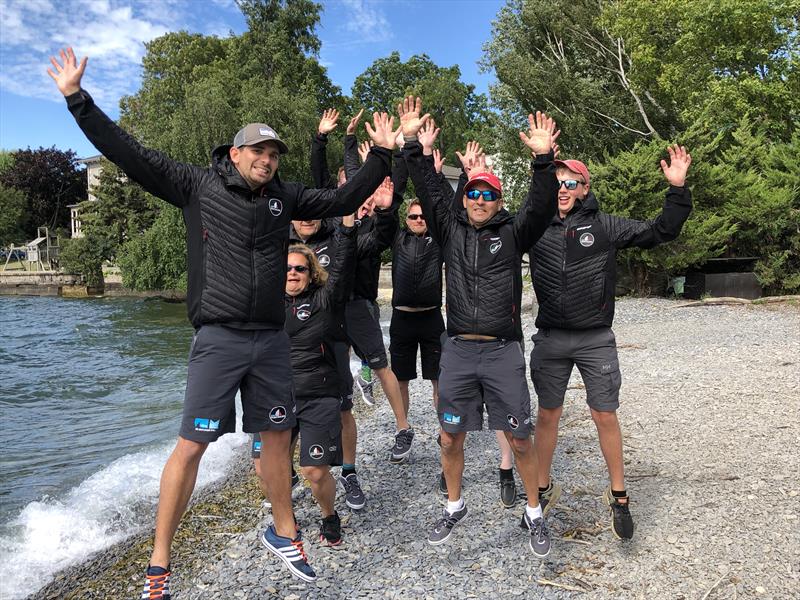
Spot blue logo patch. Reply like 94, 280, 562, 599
194, 418, 220, 432
443, 412, 461, 424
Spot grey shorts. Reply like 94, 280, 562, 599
345, 298, 388, 369
180, 325, 296, 443
530, 327, 622, 412
333, 341, 354, 412
251, 428, 299, 459
437, 337, 532, 438
296, 396, 343, 467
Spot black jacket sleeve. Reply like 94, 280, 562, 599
606, 186, 693, 249
403, 141, 454, 246
310, 133, 335, 189
326, 223, 358, 306
65, 89, 200, 208
513, 152, 559, 250
292, 147, 392, 220
343, 135, 360, 181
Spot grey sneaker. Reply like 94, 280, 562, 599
338, 473, 366, 510
500, 478, 517, 508
520, 511, 551, 558
355, 374, 374, 406
390, 428, 415, 463
438, 472, 448, 498
428, 504, 468, 545
538, 481, 562, 516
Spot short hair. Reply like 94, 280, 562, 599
287, 244, 328, 288
408, 198, 422, 212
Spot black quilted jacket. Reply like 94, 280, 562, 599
66, 89, 390, 329
390, 228, 443, 308
404, 141, 557, 341
531, 189, 692, 330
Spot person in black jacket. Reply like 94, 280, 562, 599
401, 96, 558, 557
48, 47, 399, 590
284, 214, 357, 559
529, 149, 692, 541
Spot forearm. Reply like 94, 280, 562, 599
329, 225, 358, 303
343, 135, 360, 181
310, 133, 333, 189
403, 142, 448, 242
516, 152, 558, 248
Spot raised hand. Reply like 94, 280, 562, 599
660, 144, 692, 187
47, 47, 87, 97
466, 153, 488, 175
365, 112, 402, 151
318, 109, 339, 135
519, 111, 557, 157
433, 148, 445, 174
358, 140, 373, 164
418, 118, 441, 156
456, 141, 484, 175
346, 109, 364, 135
396, 95, 430, 138
371, 176, 394, 209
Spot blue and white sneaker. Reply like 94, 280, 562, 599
141, 564, 171, 599
261, 525, 316, 582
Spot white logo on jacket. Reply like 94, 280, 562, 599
295, 303, 311, 321
489, 236, 502, 254
268, 198, 283, 216
579, 232, 595, 247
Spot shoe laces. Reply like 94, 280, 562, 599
434, 509, 461, 531
395, 429, 413, 447
611, 500, 631, 516
291, 538, 309, 562
345, 475, 363, 496
145, 572, 169, 597
529, 516, 550, 541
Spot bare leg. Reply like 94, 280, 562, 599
253, 458, 269, 499
590, 408, 626, 492
259, 429, 295, 538
301, 465, 336, 517
150, 437, 208, 568
440, 430, 467, 502
398, 380, 410, 416
340, 410, 357, 465
533, 406, 562, 488
495, 430, 514, 469
431, 379, 439, 410
375, 366, 410, 430
506, 433, 541, 509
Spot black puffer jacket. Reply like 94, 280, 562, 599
404, 141, 557, 340
286, 225, 356, 399
390, 229, 443, 308
66, 89, 390, 329
531, 189, 692, 330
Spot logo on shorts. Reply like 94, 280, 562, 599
443, 412, 461, 425
194, 418, 220, 432
309, 445, 324, 460
507, 414, 519, 429
488, 236, 502, 254
329, 445, 338, 452
295, 303, 311, 321
579, 232, 595, 247
269, 406, 287, 423
268, 198, 283, 216
317, 254, 330, 267
252, 441, 262, 452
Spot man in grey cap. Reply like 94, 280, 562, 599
48, 46, 399, 591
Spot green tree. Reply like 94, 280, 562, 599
0, 183, 27, 246
0, 151, 14, 175
59, 235, 107, 287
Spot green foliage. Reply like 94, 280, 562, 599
59, 235, 106, 287
117, 206, 187, 291
0, 183, 28, 246
0, 151, 14, 175
352, 52, 493, 159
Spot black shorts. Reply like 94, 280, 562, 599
389, 308, 445, 381
333, 341, 354, 412
179, 325, 296, 443
296, 396, 343, 467
344, 298, 388, 369
437, 337, 532, 438
530, 327, 622, 412
251, 428, 299, 458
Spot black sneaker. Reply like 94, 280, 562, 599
338, 472, 366, 510
390, 428, 415, 463
319, 512, 342, 547
438, 472, 448, 498
428, 503, 468, 545
500, 478, 517, 508
520, 511, 551, 558
604, 487, 634, 539
538, 481, 562, 516
141, 564, 171, 600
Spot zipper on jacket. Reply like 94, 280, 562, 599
472, 231, 479, 331
249, 195, 257, 320
560, 224, 568, 328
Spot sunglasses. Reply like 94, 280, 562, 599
286, 264, 309, 273
557, 179, 584, 190
466, 189, 499, 202
406, 214, 425, 221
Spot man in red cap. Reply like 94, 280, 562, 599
528, 148, 693, 540
400, 96, 558, 557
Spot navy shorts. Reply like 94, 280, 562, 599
389, 308, 445, 381
437, 337, 532, 438
345, 298, 388, 369
530, 327, 622, 412
179, 325, 296, 443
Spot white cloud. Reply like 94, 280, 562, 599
339, 0, 393, 43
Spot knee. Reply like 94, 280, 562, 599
439, 431, 463, 454
536, 407, 562, 427
174, 437, 208, 464
510, 435, 534, 457
590, 408, 618, 428
301, 466, 329, 484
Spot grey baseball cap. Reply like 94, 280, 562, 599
232, 123, 289, 153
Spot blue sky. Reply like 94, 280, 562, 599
0, 0, 504, 159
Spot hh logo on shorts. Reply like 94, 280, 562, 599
443, 412, 461, 424
269, 406, 287, 423
579, 232, 595, 247
309, 445, 325, 460
507, 414, 519, 429
268, 198, 283, 216
194, 418, 220, 432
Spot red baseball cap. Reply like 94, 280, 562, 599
554, 159, 590, 185
464, 172, 503, 196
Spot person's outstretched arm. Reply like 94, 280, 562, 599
342, 110, 364, 182
327, 213, 358, 305
310, 108, 339, 189
514, 111, 559, 250
48, 47, 199, 208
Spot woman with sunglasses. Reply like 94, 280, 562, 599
284, 212, 357, 550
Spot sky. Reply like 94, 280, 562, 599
0, 0, 505, 159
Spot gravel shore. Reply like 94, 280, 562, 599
34, 296, 800, 599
